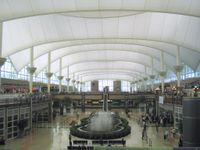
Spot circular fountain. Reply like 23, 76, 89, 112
70, 87, 131, 139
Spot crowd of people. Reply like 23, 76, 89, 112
0, 88, 29, 94
140, 112, 172, 141
140, 111, 184, 147
141, 111, 173, 128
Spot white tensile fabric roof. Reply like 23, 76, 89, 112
0, 0, 200, 82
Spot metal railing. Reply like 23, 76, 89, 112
0, 94, 51, 106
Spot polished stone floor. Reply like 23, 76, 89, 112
0, 109, 178, 150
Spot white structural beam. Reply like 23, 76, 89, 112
80, 77, 83, 92
27, 47, 36, 94
26, 48, 36, 132
159, 51, 166, 94
45, 52, 53, 93
149, 57, 155, 91
143, 66, 148, 91
72, 73, 76, 92
174, 47, 183, 89
66, 66, 70, 92
57, 58, 64, 93
76, 75, 80, 92
135, 74, 141, 92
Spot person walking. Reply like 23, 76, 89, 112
155, 121, 159, 133
160, 117, 163, 126
178, 134, 183, 147
69, 133, 72, 146
142, 121, 147, 140
122, 138, 126, 147
164, 130, 169, 144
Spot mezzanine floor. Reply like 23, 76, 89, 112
0, 109, 178, 150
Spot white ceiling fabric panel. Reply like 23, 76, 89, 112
28, 17, 46, 45
85, 19, 102, 38
67, 69, 148, 80
3, 13, 200, 57
39, 15, 60, 41
174, 15, 191, 45
102, 18, 118, 38
1, 0, 200, 22
184, 17, 200, 50
77, 70, 144, 77
62, 11, 142, 18
7, 0, 33, 18
118, 16, 135, 38
68, 17, 88, 39
99, 0, 122, 9
132, 13, 151, 38
39, 39, 177, 57
76, 71, 149, 82
49, 60, 59, 75
75, 0, 99, 10
63, 51, 156, 68
1, 0, 200, 20
145, 0, 168, 11
167, 0, 192, 14
1, 0, 200, 82
51, 0, 76, 12
8, 41, 199, 73
9, 48, 30, 72
2, 19, 33, 56
148, 13, 165, 40
164, 53, 176, 71
0, 0, 13, 22
33, 41, 73, 59
80, 72, 135, 79
34, 54, 48, 73
122, 0, 146, 10
58, 50, 158, 71
62, 61, 147, 76
180, 47, 200, 70
29, 0, 55, 14
35, 49, 162, 75
190, 0, 200, 16
82, 74, 136, 82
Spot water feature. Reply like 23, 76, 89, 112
70, 86, 131, 139
89, 86, 113, 132
89, 111, 113, 132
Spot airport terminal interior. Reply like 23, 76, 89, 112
0, 0, 200, 150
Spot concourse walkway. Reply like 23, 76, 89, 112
94, 147, 172, 150
0, 109, 178, 150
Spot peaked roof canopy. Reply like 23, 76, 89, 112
1, 0, 200, 82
